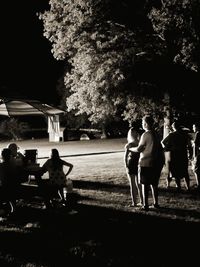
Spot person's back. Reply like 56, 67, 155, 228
0, 148, 20, 213
0, 148, 19, 188
139, 130, 163, 167
126, 127, 140, 172
164, 130, 188, 155
41, 148, 73, 208
127, 115, 164, 211
8, 143, 25, 167
42, 151, 67, 187
162, 121, 190, 190
192, 123, 200, 189
124, 126, 142, 207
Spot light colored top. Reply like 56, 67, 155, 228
130, 130, 163, 167
42, 159, 73, 186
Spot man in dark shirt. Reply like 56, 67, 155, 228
192, 123, 200, 190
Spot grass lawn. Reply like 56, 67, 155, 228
0, 138, 200, 266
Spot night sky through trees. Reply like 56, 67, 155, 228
0, 0, 64, 104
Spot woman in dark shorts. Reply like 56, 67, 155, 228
124, 126, 142, 207
126, 116, 164, 211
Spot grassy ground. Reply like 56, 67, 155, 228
0, 138, 200, 266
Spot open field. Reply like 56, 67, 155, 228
0, 138, 200, 266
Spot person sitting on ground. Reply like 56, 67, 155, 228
41, 148, 73, 208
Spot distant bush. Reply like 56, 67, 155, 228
0, 118, 30, 140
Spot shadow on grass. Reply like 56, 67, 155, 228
74, 179, 200, 198
0, 202, 200, 267
150, 205, 200, 220
73, 179, 200, 221
73, 179, 128, 191
158, 186, 200, 201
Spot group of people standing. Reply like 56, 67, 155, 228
124, 115, 164, 211
124, 115, 200, 211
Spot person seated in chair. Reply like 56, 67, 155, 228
7, 143, 25, 166
0, 148, 22, 215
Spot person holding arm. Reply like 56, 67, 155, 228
126, 115, 164, 211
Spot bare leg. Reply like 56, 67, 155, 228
194, 172, 200, 189
184, 172, 190, 191
58, 188, 65, 201
165, 152, 171, 187
135, 175, 143, 205
127, 174, 139, 205
151, 184, 159, 206
142, 184, 150, 210
166, 172, 172, 188
175, 177, 181, 191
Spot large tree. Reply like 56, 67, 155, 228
148, 0, 200, 116
148, 0, 200, 73
39, 0, 167, 129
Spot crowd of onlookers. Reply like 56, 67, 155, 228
124, 116, 200, 211
1, 116, 200, 216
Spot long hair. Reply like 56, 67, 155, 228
127, 127, 140, 145
51, 148, 62, 170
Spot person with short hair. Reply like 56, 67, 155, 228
126, 115, 164, 211
7, 143, 25, 166
162, 120, 191, 191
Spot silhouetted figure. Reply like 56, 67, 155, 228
7, 143, 25, 166
41, 148, 73, 208
0, 148, 21, 214
124, 125, 142, 207
126, 115, 164, 211
192, 123, 200, 190
162, 121, 191, 191
7, 143, 29, 183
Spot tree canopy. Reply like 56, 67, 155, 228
149, 0, 200, 72
39, 0, 200, 128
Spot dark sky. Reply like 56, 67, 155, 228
0, 0, 64, 104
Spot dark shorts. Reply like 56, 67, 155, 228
138, 166, 162, 185
127, 153, 139, 175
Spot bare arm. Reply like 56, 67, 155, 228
129, 144, 145, 153
126, 132, 146, 153
63, 161, 73, 176
124, 145, 129, 167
